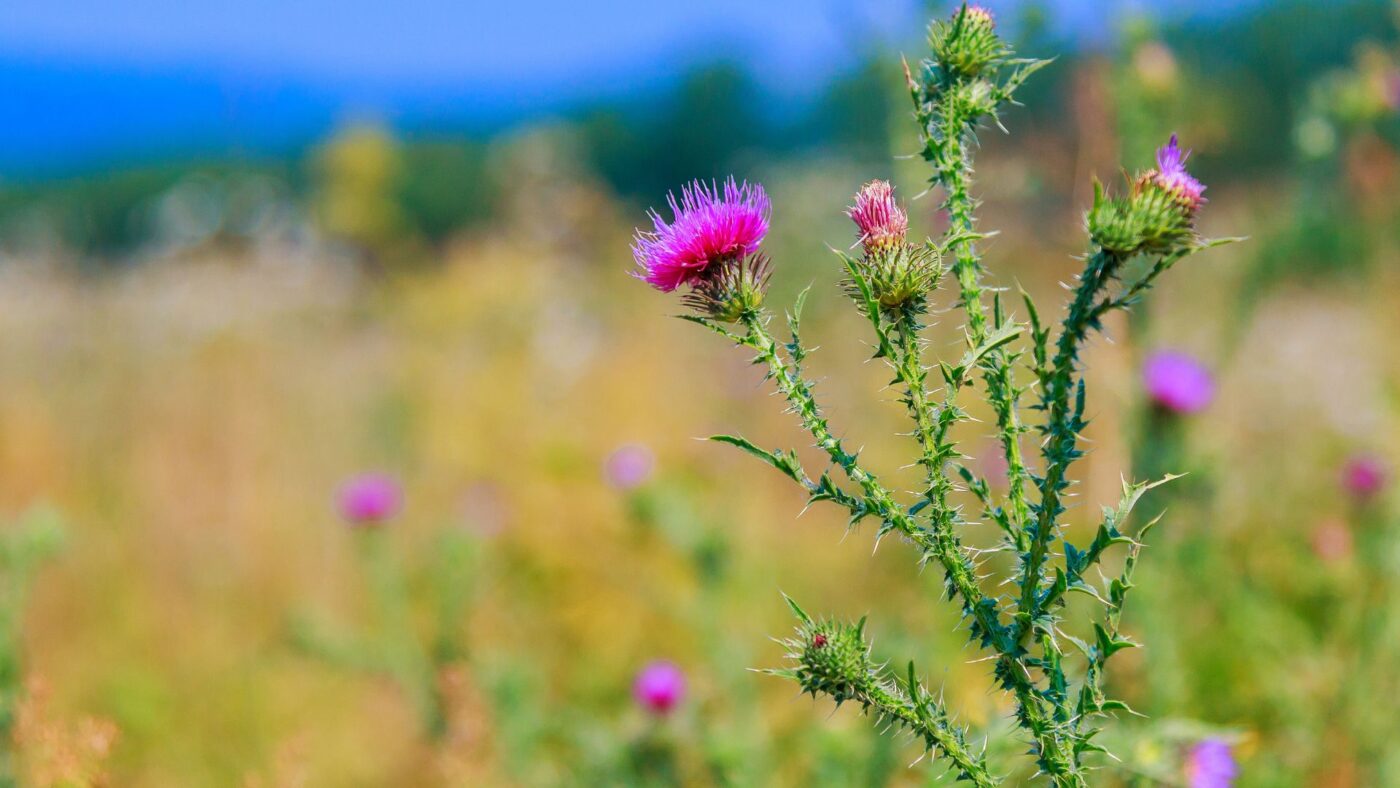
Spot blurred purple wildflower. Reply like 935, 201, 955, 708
337, 473, 403, 526
605, 444, 656, 491
1186, 739, 1237, 788
632, 178, 771, 292
633, 661, 685, 715
848, 180, 908, 255
1341, 454, 1388, 501
1153, 135, 1207, 211
1143, 350, 1215, 414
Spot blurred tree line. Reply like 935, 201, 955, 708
0, 0, 1393, 266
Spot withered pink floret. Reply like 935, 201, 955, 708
632, 178, 771, 292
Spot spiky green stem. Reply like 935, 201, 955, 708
738, 310, 1083, 786
862, 677, 996, 786
1016, 250, 1122, 640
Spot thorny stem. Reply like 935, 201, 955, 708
1016, 250, 1121, 641
862, 678, 997, 787
739, 310, 1083, 786
925, 78, 1036, 540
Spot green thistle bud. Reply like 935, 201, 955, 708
1086, 181, 1145, 255
681, 254, 771, 322
929, 5, 1006, 79
773, 598, 878, 705
1128, 174, 1198, 253
845, 245, 943, 309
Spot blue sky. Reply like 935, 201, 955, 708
0, 0, 1270, 174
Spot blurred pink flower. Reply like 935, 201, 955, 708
337, 473, 402, 526
1143, 350, 1214, 414
633, 661, 685, 715
631, 178, 770, 292
1341, 454, 1388, 501
1186, 739, 1237, 788
605, 444, 655, 491
1311, 518, 1353, 563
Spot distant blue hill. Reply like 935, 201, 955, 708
0, 53, 695, 179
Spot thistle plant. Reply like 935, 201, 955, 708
290, 473, 482, 743
630, 6, 1228, 784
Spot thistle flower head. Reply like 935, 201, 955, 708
1151, 135, 1207, 212
848, 180, 909, 255
337, 473, 402, 526
1142, 351, 1214, 415
1185, 739, 1237, 788
1340, 453, 1388, 501
633, 661, 685, 715
632, 178, 771, 292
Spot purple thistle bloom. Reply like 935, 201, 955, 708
1186, 739, 1238, 788
337, 473, 403, 526
605, 443, 656, 491
632, 178, 771, 292
1153, 134, 1207, 211
1341, 454, 1388, 501
633, 661, 685, 715
1143, 350, 1215, 415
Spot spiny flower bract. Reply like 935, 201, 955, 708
632, 178, 771, 292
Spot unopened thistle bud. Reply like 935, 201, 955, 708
777, 609, 877, 705
844, 181, 940, 308
930, 4, 1005, 78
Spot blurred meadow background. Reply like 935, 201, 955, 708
2, 0, 1400, 784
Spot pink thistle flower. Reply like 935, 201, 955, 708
633, 661, 685, 715
847, 180, 909, 255
632, 178, 771, 292
605, 443, 655, 491
1341, 454, 1388, 501
1153, 134, 1207, 211
1143, 350, 1214, 415
1186, 739, 1237, 788
337, 473, 403, 526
